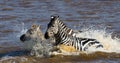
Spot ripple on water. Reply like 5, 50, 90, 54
0, 15, 17, 21
1, 7, 14, 11
0, 52, 120, 63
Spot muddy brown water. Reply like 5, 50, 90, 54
0, 0, 120, 63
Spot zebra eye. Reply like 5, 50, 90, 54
29, 31, 33, 34
28, 30, 33, 34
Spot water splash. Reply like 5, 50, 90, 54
13, 22, 28, 49
16, 22, 28, 38
17, 23, 53, 57
21, 39, 53, 57
0, 56, 29, 63
76, 26, 120, 53
30, 40, 52, 57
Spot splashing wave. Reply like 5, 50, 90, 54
76, 26, 120, 53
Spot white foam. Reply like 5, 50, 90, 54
0, 56, 14, 61
0, 56, 28, 63
16, 23, 27, 38
76, 27, 120, 53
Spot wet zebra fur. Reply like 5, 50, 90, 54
55, 29, 103, 51
50, 15, 81, 37
45, 15, 103, 51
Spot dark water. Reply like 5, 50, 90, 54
0, 0, 120, 63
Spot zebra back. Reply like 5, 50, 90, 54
55, 28, 103, 51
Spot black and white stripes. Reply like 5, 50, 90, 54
51, 15, 79, 37
45, 15, 103, 51
55, 28, 103, 51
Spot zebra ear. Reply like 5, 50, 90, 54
38, 25, 41, 28
51, 15, 59, 19
51, 15, 59, 22
36, 25, 40, 31
51, 16, 54, 19
31, 24, 37, 29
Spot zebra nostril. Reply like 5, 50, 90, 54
20, 34, 26, 42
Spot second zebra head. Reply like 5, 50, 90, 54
20, 24, 45, 50
20, 24, 45, 42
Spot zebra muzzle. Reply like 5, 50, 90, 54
20, 34, 26, 42
44, 32, 50, 39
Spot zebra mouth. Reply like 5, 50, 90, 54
20, 34, 26, 42
20, 34, 31, 42
44, 32, 49, 39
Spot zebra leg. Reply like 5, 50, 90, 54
83, 40, 103, 51
57, 44, 77, 53
96, 44, 103, 48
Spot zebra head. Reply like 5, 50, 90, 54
45, 15, 59, 39
20, 24, 44, 42
45, 15, 81, 39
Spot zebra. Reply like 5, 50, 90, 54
20, 24, 45, 42
45, 15, 82, 39
20, 24, 52, 57
45, 15, 103, 51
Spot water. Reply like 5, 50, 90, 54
0, 0, 120, 63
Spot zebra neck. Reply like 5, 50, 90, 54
55, 30, 72, 45
37, 31, 45, 41
58, 23, 76, 37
